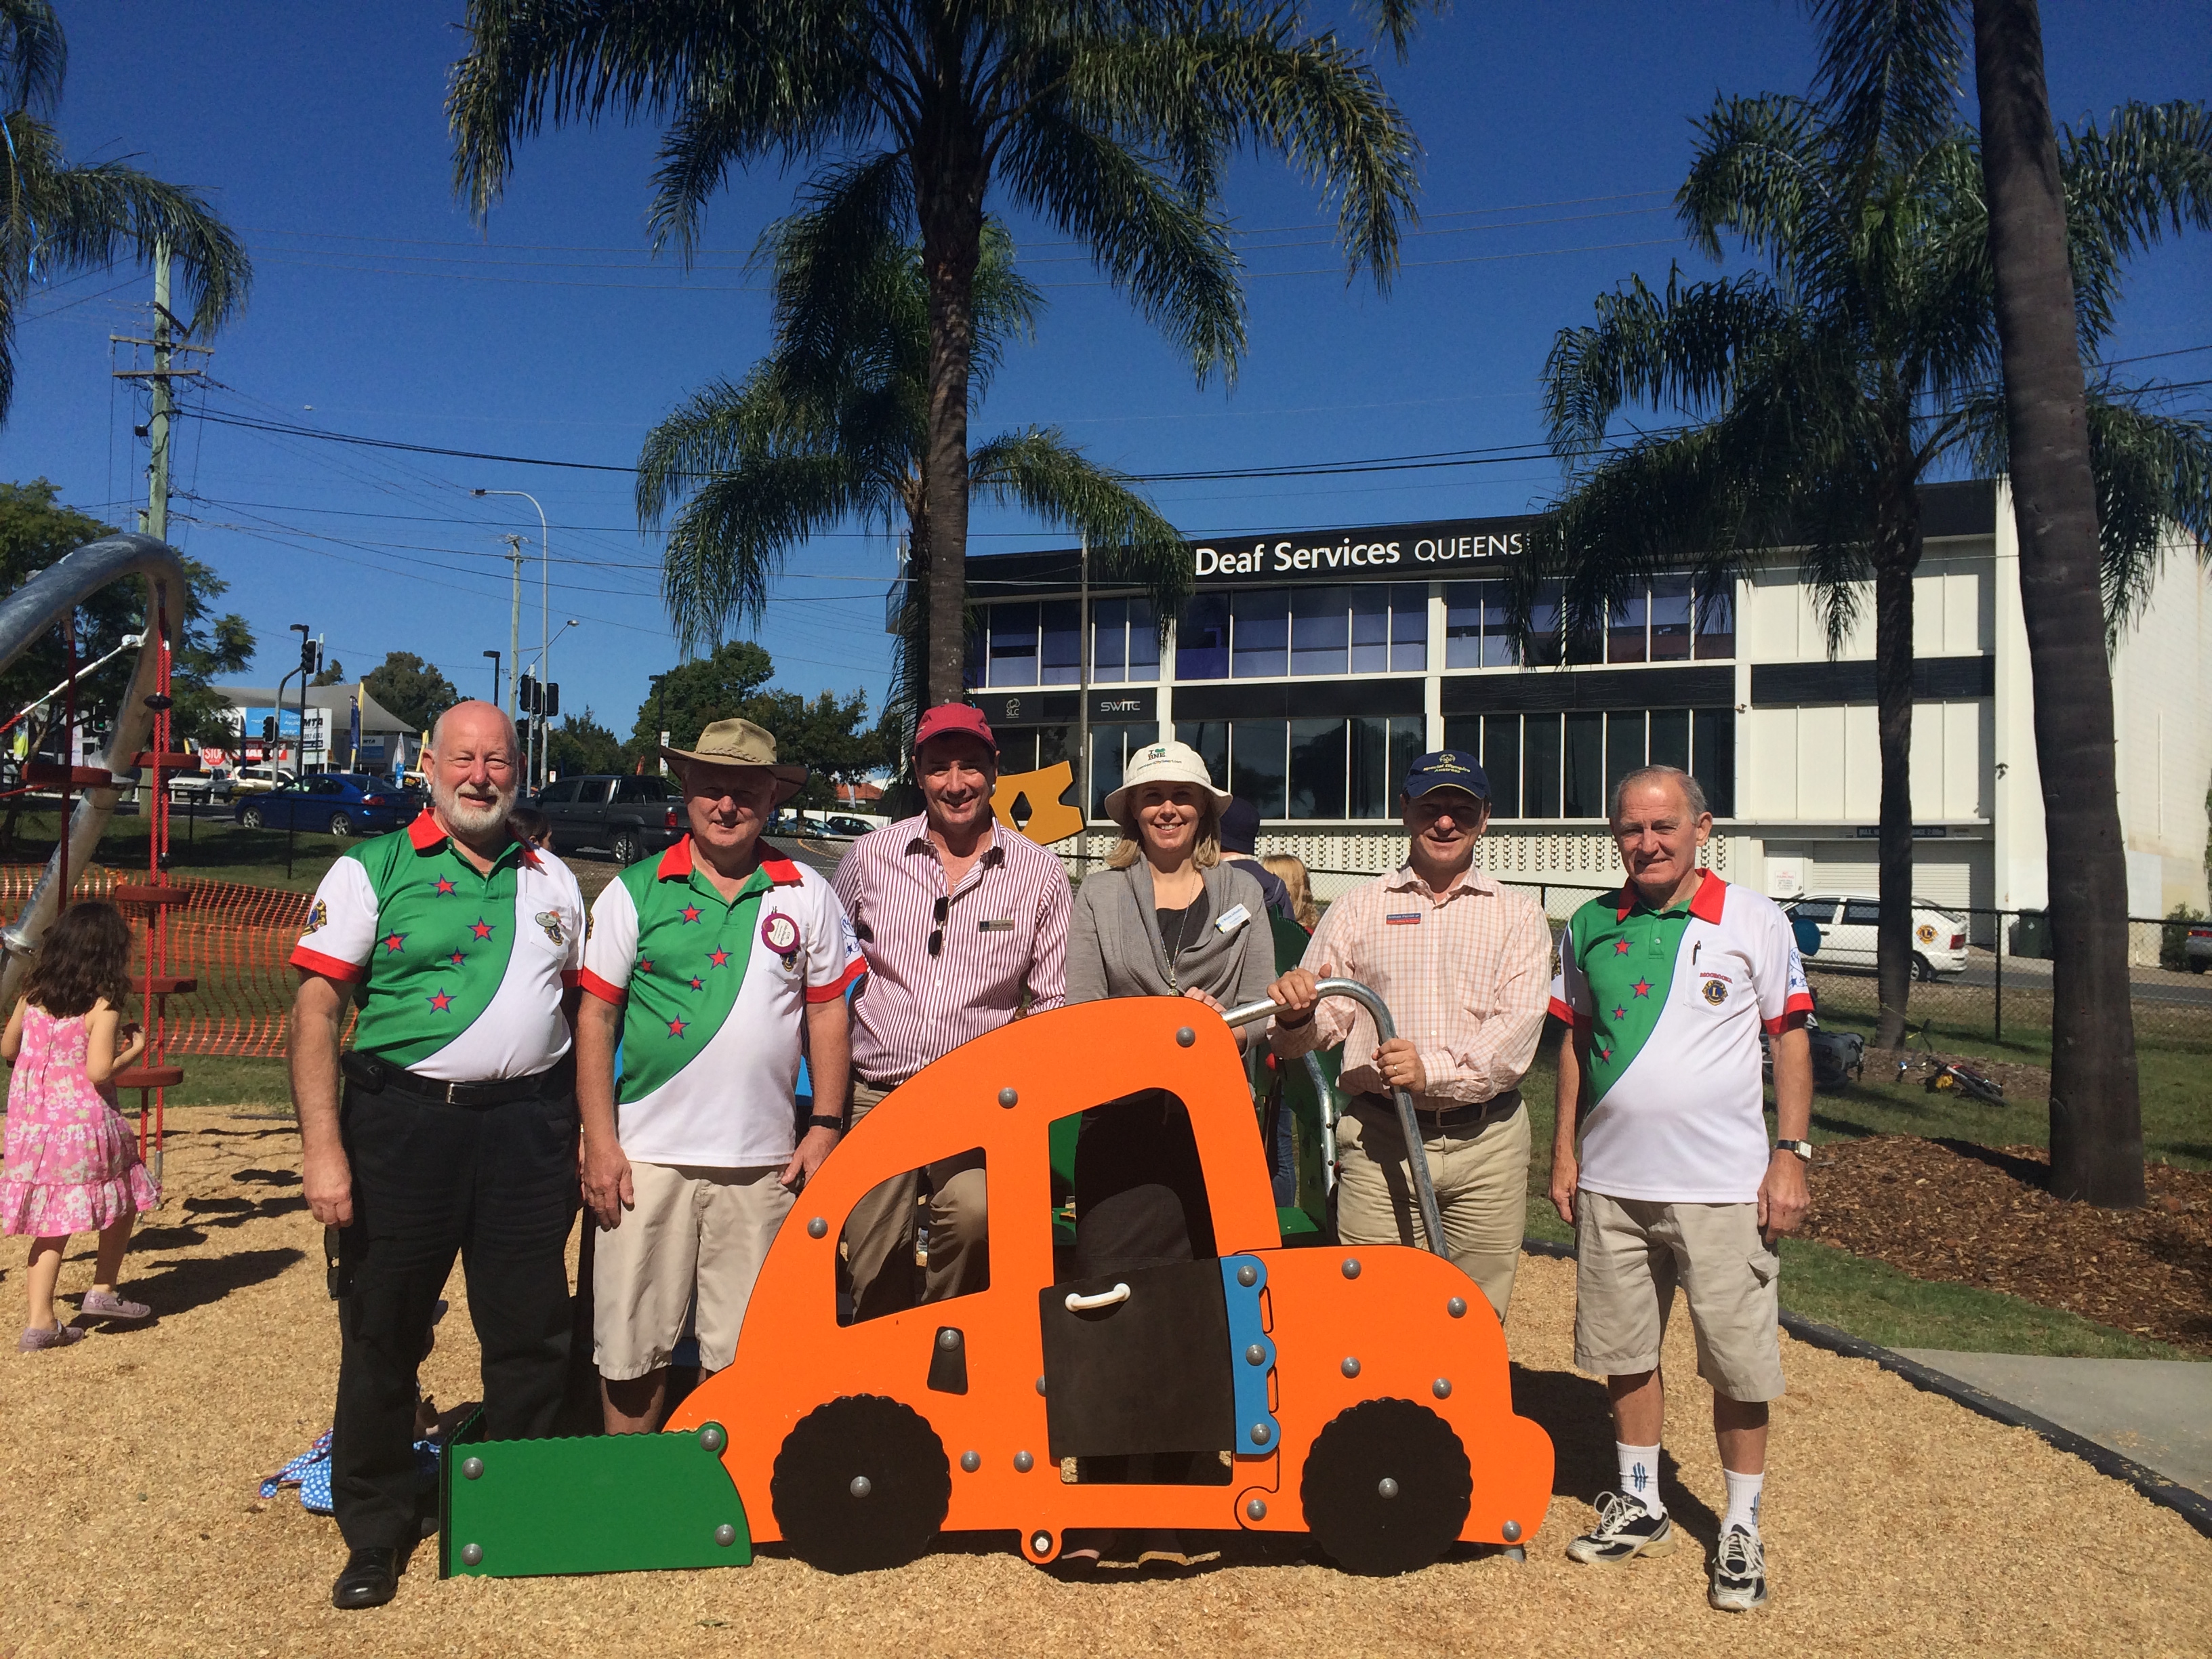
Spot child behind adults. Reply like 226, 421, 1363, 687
1260, 853, 1319, 932
1, 901, 160, 1350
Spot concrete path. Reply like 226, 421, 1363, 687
1898, 1349, 2212, 1496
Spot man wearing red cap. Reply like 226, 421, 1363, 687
832, 703, 1071, 1317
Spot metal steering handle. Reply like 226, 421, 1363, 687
1220, 977, 1447, 1260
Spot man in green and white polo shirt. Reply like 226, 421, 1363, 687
577, 718, 861, 1434
1548, 766, 1813, 1614
290, 700, 586, 1611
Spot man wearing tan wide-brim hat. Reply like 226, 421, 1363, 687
575, 715, 863, 1433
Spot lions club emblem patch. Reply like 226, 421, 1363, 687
535, 909, 567, 947
303, 899, 328, 936
1701, 977, 1728, 1006
761, 912, 800, 956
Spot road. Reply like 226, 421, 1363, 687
1813, 947, 2212, 1008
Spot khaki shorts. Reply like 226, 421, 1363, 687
1572, 1189, 1784, 1403
593, 1159, 794, 1380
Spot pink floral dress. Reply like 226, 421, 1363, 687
0, 1003, 161, 1236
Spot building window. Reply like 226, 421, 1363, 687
1445, 706, 1736, 819
1444, 580, 1518, 669
1176, 714, 1422, 821
1087, 722, 1149, 818
985, 602, 1039, 687
1229, 718, 1289, 814
1176, 585, 1426, 682
1499, 574, 1732, 670
1607, 590, 1649, 663
1041, 600, 1080, 684
1696, 585, 1734, 659
1651, 575, 1693, 661
1288, 718, 1346, 818
1089, 598, 1160, 684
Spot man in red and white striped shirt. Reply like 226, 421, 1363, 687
832, 703, 1071, 1317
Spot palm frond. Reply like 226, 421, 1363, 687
1807, 0, 1965, 171
0, 0, 64, 116
2081, 395, 2212, 637
969, 426, 1191, 626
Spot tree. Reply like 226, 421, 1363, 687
363, 652, 460, 736
625, 642, 888, 806
735, 687, 888, 810
640, 207, 1187, 731
545, 708, 626, 778
310, 657, 346, 687
626, 641, 775, 756
450, 0, 1427, 702
1523, 6, 2212, 1066
0, 0, 249, 424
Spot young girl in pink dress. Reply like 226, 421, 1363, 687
1, 900, 160, 1351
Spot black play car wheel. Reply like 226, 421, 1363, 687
771, 1395, 951, 1573
1300, 1397, 1471, 1576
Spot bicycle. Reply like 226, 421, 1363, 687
1896, 1021, 2005, 1104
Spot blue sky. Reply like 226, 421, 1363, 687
4, 1, 2206, 733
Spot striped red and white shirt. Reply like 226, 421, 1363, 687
832, 814, 1072, 1086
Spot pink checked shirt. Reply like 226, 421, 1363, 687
833, 815, 1071, 1086
1274, 863, 1553, 1107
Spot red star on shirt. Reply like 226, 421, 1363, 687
449, 951, 466, 967
668, 1018, 687, 1037
1613, 939, 1631, 955
429, 989, 453, 1012
470, 918, 493, 941
433, 876, 456, 896
382, 933, 406, 954
709, 948, 729, 967
680, 905, 703, 924
639, 958, 654, 974
1633, 979, 1653, 997
1612, 1006, 1627, 1020
1597, 1046, 1613, 1061
689, 977, 703, 990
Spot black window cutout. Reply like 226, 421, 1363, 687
836, 1148, 989, 1326
1843, 899, 1882, 926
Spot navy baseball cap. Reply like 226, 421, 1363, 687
1401, 750, 1490, 802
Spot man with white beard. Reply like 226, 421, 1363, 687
287, 701, 587, 1610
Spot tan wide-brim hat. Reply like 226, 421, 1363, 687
1101, 738, 1231, 832
661, 718, 808, 806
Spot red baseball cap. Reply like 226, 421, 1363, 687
913, 702, 996, 752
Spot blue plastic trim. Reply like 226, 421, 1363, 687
1220, 1254, 1279, 1458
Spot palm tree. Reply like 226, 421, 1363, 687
636, 205, 1187, 733
1523, 9, 2211, 1076
0, 0, 248, 424
449, 0, 1426, 703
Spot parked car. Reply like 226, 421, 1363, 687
227, 763, 297, 797
1784, 895, 1968, 981
2183, 922, 2212, 973
533, 773, 687, 863
821, 815, 876, 838
234, 773, 418, 838
167, 762, 234, 806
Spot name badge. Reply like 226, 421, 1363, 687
760, 913, 800, 955
979, 918, 1017, 933
1215, 903, 1250, 936
1386, 912, 1422, 926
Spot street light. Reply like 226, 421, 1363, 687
472, 487, 550, 787
522, 619, 581, 791
483, 649, 502, 706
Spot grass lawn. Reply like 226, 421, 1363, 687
1515, 1043, 2196, 1360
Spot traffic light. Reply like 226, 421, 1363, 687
543, 682, 559, 720
300, 636, 321, 674
262, 716, 278, 742
518, 673, 537, 714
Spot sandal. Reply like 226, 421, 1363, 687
79, 1290, 151, 1321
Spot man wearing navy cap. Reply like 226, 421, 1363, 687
1269, 750, 1553, 1317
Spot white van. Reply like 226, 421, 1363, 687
1786, 895, 1968, 981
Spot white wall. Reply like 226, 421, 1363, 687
1742, 540, 1996, 661
2110, 525, 2212, 915
1743, 699, 1988, 822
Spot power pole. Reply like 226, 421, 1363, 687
503, 534, 524, 722
1076, 531, 1091, 874
115, 239, 209, 543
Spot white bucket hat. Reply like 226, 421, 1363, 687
1102, 739, 1232, 832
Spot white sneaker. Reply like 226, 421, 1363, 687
1708, 1525, 1768, 1611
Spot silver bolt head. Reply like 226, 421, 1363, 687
849, 1475, 872, 1498
1341, 1257, 1361, 1279
960, 1450, 981, 1473
1014, 1450, 1035, 1473
1447, 1296, 1467, 1318
459, 1542, 484, 1566
1245, 1343, 1267, 1366
1377, 1477, 1399, 1500
699, 1425, 724, 1452
1340, 1357, 1360, 1378
1433, 1377, 1452, 1399
1035, 1376, 1047, 1395
461, 1456, 484, 1481
806, 1216, 827, 1238
1246, 1498, 1267, 1521
714, 1523, 737, 1548
1236, 1263, 1258, 1287
998, 1086, 1019, 1107
1250, 1422, 1271, 1446
1175, 1026, 1196, 1047
1502, 1519, 1522, 1542
939, 1327, 961, 1349
1032, 1531, 1052, 1554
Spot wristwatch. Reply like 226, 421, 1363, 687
1774, 1138, 1814, 1162
806, 1114, 846, 1134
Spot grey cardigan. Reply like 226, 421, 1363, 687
1066, 859, 1278, 1009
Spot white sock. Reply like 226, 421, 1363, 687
1723, 1469, 1764, 1536
1615, 1443, 1664, 1516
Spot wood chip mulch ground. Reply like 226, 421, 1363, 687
1807, 1135, 2212, 1354
1858, 1047, 2052, 1101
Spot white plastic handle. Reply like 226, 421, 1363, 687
1064, 1283, 1131, 1312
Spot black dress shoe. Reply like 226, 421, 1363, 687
331, 1546, 400, 1610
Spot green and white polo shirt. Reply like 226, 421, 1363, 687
579, 836, 863, 1168
290, 808, 586, 1082
1550, 869, 1811, 1204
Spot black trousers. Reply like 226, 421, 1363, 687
331, 1068, 579, 1552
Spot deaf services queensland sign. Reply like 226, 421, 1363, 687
1189, 514, 1536, 586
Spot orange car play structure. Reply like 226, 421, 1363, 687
441, 983, 1555, 1579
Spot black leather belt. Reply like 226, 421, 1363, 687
341, 1049, 572, 1108
1354, 1087, 1521, 1132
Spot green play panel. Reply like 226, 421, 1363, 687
442, 1416, 752, 1578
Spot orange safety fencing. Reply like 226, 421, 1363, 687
1, 864, 312, 1057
